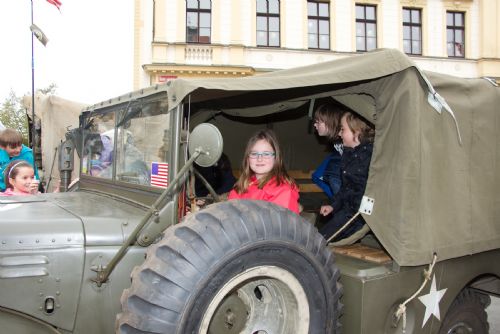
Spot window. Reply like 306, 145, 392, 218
81, 96, 172, 188
308, 1, 330, 49
447, 11, 464, 57
356, 4, 377, 52
186, 0, 211, 44
257, 0, 280, 47
115, 105, 171, 187
402, 8, 422, 55
82, 113, 116, 180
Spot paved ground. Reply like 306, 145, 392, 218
487, 296, 500, 333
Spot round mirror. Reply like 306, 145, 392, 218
189, 123, 223, 167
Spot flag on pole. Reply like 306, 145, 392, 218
30, 24, 49, 46
46, 0, 62, 11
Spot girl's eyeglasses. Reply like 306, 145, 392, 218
249, 151, 275, 159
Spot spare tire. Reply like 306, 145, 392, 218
117, 200, 342, 334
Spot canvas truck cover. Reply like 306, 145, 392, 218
23, 93, 84, 191
128, 48, 498, 266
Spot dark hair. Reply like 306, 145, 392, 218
233, 129, 295, 193
342, 111, 375, 143
0, 129, 23, 148
4, 160, 33, 189
314, 104, 342, 140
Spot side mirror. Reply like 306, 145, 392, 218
188, 123, 223, 167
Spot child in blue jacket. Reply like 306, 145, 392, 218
312, 104, 343, 199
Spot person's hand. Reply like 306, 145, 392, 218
195, 199, 206, 207
29, 179, 40, 194
188, 198, 203, 214
319, 205, 333, 216
53, 180, 61, 193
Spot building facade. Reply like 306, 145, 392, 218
133, 0, 500, 89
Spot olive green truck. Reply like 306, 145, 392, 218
1, 49, 499, 333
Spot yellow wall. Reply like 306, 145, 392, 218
136, 0, 500, 87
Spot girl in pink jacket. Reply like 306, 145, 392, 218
1, 160, 40, 196
228, 129, 299, 214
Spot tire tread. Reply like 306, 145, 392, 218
117, 200, 343, 333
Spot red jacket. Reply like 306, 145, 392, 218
228, 176, 299, 214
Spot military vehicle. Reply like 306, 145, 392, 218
1, 49, 499, 334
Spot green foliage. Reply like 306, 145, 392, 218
0, 90, 29, 144
0, 84, 58, 146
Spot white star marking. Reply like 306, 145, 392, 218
418, 274, 447, 328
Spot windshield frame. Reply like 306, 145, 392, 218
78, 92, 173, 201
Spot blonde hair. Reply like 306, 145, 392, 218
342, 112, 375, 143
233, 129, 295, 194
314, 104, 342, 140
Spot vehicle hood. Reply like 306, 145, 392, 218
0, 191, 146, 249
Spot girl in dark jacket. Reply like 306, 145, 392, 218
319, 111, 374, 241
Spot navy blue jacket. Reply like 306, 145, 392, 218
312, 143, 342, 199
331, 142, 373, 214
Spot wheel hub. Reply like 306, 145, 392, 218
199, 266, 310, 334
209, 294, 248, 333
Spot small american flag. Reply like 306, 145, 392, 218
151, 162, 169, 188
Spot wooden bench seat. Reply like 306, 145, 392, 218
330, 243, 392, 264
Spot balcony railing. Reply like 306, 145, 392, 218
185, 45, 213, 65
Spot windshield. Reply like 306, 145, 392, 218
81, 113, 115, 179
81, 96, 171, 188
